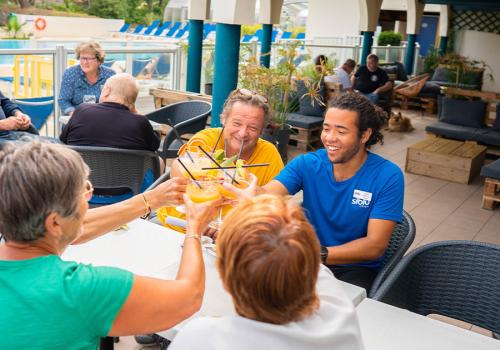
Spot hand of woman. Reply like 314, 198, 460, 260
146, 177, 187, 209
222, 173, 258, 201
183, 194, 222, 234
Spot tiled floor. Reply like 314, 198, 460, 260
369, 109, 500, 250
118, 100, 500, 349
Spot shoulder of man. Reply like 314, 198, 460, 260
366, 153, 403, 178
377, 67, 389, 77
72, 102, 100, 118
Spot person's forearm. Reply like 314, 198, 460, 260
325, 236, 387, 265
175, 225, 205, 294
58, 99, 74, 115
0, 119, 9, 131
375, 82, 392, 94
74, 195, 150, 244
171, 159, 182, 178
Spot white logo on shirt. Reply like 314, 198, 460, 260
371, 75, 378, 82
352, 189, 372, 208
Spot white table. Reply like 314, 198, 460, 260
63, 219, 366, 338
59, 115, 165, 132
357, 298, 498, 350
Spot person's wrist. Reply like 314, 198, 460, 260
140, 193, 152, 219
143, 189, 161, 210
186, 222, 204, 236
320, 245, 329, 264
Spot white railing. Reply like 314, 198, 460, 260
0, 45, 182, 136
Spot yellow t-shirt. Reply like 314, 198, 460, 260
156, 127, 284, 230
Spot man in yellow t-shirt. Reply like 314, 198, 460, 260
157, 88, 284, 230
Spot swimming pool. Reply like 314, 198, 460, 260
0, 39, 168, 64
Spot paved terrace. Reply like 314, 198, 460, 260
111, 97, 499, 349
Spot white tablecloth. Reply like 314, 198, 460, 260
63, 219, 366, 339
357, 298, 498, 350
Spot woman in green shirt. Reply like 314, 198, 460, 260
0, 142, 219, 349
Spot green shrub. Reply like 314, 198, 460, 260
87, 0, 128, 19
377, 31, 402, 46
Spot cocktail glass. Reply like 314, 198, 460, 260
185, 179, 222, 204
209, 173, 250, 230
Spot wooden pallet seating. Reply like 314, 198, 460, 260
395, 94, 437, 114
288, 124, 323, 151
482, 178, 500, 210
480, 159, 500, 210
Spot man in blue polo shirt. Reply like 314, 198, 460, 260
236, 93, 404, 290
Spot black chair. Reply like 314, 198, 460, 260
373, 240, 500, 335
368, 210, 416, 297
67, 145, 160, 206
145, 101, 211, 159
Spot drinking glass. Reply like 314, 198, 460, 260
186, 179, 222, 204
209, 173, 250, 230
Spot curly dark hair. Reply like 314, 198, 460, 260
327, 93, 387, 148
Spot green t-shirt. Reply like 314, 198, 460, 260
0, 255, 133, 349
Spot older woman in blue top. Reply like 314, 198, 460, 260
59, 41, 115, 115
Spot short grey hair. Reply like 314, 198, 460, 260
0, 142, 89, 242
104, 73, 139, 110
220, 89, 270, 130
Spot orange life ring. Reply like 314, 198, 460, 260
34, 17, 46, 31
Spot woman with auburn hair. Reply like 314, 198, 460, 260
170, 195, 364, 350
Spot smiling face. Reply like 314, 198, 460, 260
79, 50, 100, 76
366, 57, 379, 72
321, 107, 371, 164
222, 101, 265, 158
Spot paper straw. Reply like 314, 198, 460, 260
201, 163, 270, 170
197, 146, 240, 185
211, 125, 225, 154
167, 118, 194, 163
233, 140, 245, 184
177, 158, 202, 189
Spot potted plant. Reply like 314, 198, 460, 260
239, 42, 301, 162
203, 49, 215, 95
438, 53, 492, 90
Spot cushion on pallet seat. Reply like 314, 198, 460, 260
493, 103, 500, 131
286, 113, 324, 129
425, 122, 478, 141
476, 128, 500, 147
480, 159, 500, 179
439, 97, 487, 128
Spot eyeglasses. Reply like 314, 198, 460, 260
79, 57, 97, 63
83, 180, 94, 202
231, 88, 269, 104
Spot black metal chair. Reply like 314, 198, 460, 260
369, 210, 416, 297
145, 100, 211, 159
67, 145, 160, 207
373, 240, 500, 335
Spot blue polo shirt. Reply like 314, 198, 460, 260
58, 65, 115, 115
275, 149, 404, 269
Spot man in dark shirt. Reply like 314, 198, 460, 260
60, 73, 160, 152
352, 54, 392, 103
0, 91, 36, 142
